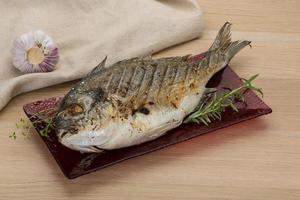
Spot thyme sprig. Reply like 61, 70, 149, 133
9, 107, 57, 140
184, 74, 263, 125
9, 132, 17, 140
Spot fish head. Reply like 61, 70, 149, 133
55, 87, 108, 152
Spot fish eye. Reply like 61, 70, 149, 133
67, 104, 83, 115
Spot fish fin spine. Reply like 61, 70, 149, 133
88, 56, 108, 76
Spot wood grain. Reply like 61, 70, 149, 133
0, 0, 300, 199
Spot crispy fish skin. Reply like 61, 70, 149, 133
55, 22, 251, 153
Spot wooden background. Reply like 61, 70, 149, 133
1, 0, 299, 199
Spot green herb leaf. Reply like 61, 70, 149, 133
9, 132, 17, 140
10, 107, 57, 139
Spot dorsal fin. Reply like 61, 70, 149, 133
88, 56, 107, 76
182, 54, 192, 61
141, 55, 152, 60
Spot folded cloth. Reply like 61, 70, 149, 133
0, 0, 203, 111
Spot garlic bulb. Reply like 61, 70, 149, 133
12, 30, 59, 73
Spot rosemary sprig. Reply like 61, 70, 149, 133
184, 74, 263, 125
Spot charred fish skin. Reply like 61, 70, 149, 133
55, 22, 251, 153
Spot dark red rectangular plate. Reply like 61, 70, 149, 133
23, 66, 272, 179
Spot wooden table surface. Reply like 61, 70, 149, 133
1, 0, 300, 199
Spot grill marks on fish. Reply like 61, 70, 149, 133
105, 73, 113, 90
109, 57, 202, 109
75, 56, 207, 121
116, 64, 136, 98
134, 62, 154, 105
125, 64, 139, 96
68, 56, 207, 120
115, 64, 127, 95
170, 63, 188, 107
144, 63, 158, 101
106, 68, 123, 95
130, 59, 180, 107
147, 62, 167, 103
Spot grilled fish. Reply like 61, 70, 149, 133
55, 22, 251, 153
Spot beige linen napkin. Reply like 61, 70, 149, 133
0, 0, 203, 111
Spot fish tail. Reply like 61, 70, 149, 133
224, 40, 251, 62
209, 22, 251, 63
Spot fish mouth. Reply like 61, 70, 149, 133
55, 118, 80, 140
58, 130, 110, 153
60, 136, 103, 153
55, 128, 92, 152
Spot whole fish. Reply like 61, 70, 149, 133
55, 22, 250, 153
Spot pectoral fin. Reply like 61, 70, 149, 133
204, 87, 218, 94
195, 87, 218, 108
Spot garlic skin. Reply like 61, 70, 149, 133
12, 30, 59, 73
